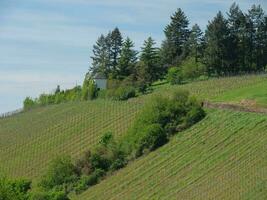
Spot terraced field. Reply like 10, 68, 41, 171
0, 75, 267, 198
75, 109, 267, 200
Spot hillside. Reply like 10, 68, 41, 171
0, 100, 142, 181
75, 109, 267, 200
0, 75, 267, 199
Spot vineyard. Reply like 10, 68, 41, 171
75, 109, 267, 200
0, 75, 267, 199
0, 100, 143, 182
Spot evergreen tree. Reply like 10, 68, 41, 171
117, 37, 138, 79
186, 24, 204, 62
138, 37, 160, 85
160, 8, 190, 67
90, 35, 110, 76
227, 3, 245, 73
262, 16, 267, 70
110, 27, 123, 75
246, 5, 266, 71
204, 11, 230, 75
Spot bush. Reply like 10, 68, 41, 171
75, 150, 93, 176
134, 124, 168, 157
89, 133, 127, 172
39, 156, 79, 191
0, 177, 31, 200
180, 57, 206, 80
90, 152, 111, 171
30, 190, 69, 200
124, 90, 205, 158
107, 86, 136, 100
197, 75, 209, 81
23, 97, 36, 110
167, 67, 183, 85
74, 169, 105, 194
88, 80, 98, 100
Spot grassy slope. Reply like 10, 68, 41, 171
0, 100, 142, 182
213, 80, 267, 107
75, 109, 267, 200
0, 74, 267, 197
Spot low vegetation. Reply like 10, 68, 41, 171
0, 177, 31, 200
23, 90, 204, 198
17, 90, 206, 199
76, 109, 267, 200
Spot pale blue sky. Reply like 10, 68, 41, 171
0, 0, 266, 113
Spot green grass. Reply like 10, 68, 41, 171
213, 80, 267, 107
0, 74, 267, 198
74, 109, 267, 200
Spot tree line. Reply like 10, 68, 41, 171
90, 3, 267, 84
23, 3, 267, 110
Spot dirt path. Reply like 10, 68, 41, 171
203, 101, 267, 114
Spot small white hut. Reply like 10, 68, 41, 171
94, 73, 107, 90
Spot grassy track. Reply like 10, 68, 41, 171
0, 74, 267, 198
75, 109, 267, 200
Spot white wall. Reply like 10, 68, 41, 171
95, 79, 107, 90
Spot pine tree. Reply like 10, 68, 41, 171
160, 8, 190, 67
246, 5, 266, 71
204, 11, 230, 75
139, 37, 160, 85
110, 27, 123, 75
186, 24, 204, 62
90, 34, 110, 76
227, 3, 245, 73
262, 16, 267, 70
117, 37, 138, 79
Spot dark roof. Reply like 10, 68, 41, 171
94, 73, 107, 79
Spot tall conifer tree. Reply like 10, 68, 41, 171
117, 37, 138, 79
110, 27, 123, 74
160, 8, 190, 67
204, 11, 230, 75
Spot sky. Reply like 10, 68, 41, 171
0, 0, 266, 114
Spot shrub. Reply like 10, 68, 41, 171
107, 86, 136, 100
134, 124, 168, 157
23, 97, 36, 110
75, 150, 93, 176
88, 80, 98, 100
82, 73, 98, 101
197, 75, 209, 81
180, 57, 206, 80
184, 97, 206, 127
39, 156, 79, 191
90, 133, 127, 172
125, 89, 205, 158
167, 67, 183, 85
74, 169, 105, 194
106, 79, 121, 90
90, 152, 111, 171
54, 93, 65, 104
30, 190, 69, 200
0, 177, 31, 200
